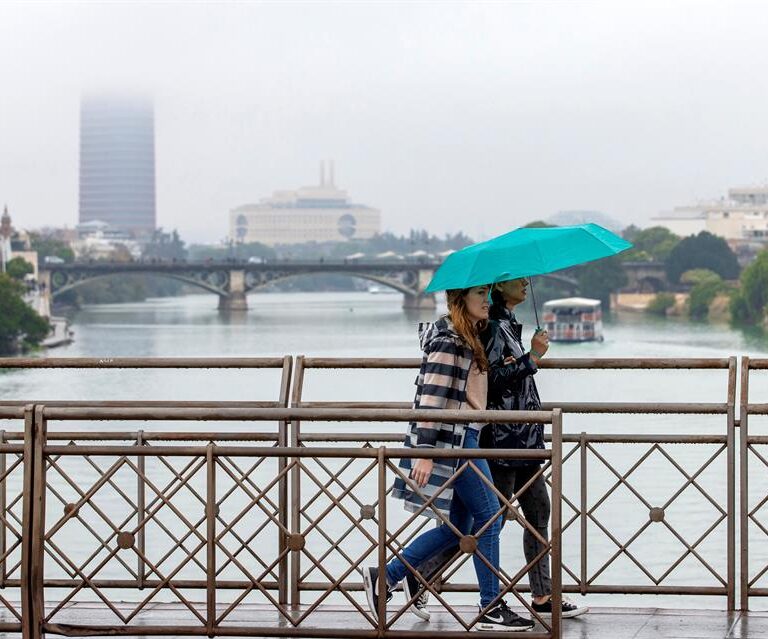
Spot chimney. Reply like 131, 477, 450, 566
329, 160, 335, 187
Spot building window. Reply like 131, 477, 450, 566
338, 214, 357, 239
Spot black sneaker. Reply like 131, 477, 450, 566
531, 597, 589, 619
476, 600, 535, 632
403, 572, 430, 621
363, 566, 393, 622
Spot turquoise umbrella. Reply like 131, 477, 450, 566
426, 223, 633, 327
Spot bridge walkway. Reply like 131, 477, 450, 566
26, 603, 764, 638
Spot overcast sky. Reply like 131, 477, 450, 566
1, 1, 767, 243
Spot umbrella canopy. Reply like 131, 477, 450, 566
425, 223, 632, 293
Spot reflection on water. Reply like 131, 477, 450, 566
2, 292, 768, 612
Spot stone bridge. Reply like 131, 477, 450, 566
621, 261, 669, 293
37, 260, 581, 314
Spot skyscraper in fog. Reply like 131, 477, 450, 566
79, 95, 156, 236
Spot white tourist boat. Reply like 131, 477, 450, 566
542, 297, 604, 342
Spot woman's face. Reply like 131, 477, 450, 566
463, 285, 490, 323
496, 278, 528, 306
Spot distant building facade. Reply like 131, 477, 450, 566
653, 185, 768, 246
230, 163, 381, 246
79, 95, 156, 237
73, 220, 142, 260
1, 206, 38, 278
0, 206, 12, 272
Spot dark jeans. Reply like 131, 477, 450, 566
385, 429, 503, 607
416, 463, 552, 598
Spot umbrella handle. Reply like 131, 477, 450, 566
529, 276, 541, 330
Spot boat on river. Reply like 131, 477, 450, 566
542, 297, 604, 342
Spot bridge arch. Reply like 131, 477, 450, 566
244, 270, 418, 296
636, 276, 666, 294
49, 271, 229, 298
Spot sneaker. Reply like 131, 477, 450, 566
363, 566, 393, 622
476, 600, 535, 632
403, 572, 431, 621
531, 597, 589, 619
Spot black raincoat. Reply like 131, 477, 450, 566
479, 303, 544, 467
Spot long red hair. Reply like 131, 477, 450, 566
446, 288, 488, 372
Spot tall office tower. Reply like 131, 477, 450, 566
79, 95, 156, 237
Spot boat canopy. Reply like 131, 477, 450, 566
543, 297, 601, 309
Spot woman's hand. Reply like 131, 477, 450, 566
411, 458, 434, 487
530, 329, 550, 362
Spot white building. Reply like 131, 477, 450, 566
73, 220, 142, 260
230, 163, 381, 246
652, 185, 768, 245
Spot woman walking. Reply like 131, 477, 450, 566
363, 285, 534, 632
482, 277, 588, 619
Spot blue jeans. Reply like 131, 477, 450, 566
386, 429, 502, 607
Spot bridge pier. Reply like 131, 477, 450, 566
219, 269, 248, 312
402, 292, 436, 310
218, 292, 248, 312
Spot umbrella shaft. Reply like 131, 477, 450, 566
529, 277, 541, 329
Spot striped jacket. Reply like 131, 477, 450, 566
391, 317, 476, 520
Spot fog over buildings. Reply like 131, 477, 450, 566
79, 95, 156, 236
1, 2, 768, 243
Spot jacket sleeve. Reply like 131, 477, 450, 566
415, 338, 463, 447
485, 323, 537, 394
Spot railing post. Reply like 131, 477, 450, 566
726, 356, 737, 611
27, 405, 47, 639
377, 446, 387, 636
277, 356, 292, 606
0, 428, 7, 589
206, 443, 216, 637
289, 355, 306, 609
740, 356, 750, 611
137, 430, 146, 590
20, 405, 36, 639
550, 409, 563, 639
579, 431, 587, 596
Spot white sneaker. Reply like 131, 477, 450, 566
531, 596, 589, 619
403, 572, 430, 621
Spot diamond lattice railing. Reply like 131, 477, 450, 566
0, 450, 25, 624
747, 443, 768, 590
584, 442, 728, 589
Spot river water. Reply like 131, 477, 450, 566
3, 291, 768, 615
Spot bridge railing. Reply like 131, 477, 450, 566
0, 355, 751, 613
0, 356, 293, 416
12, 405, 562, 639
292, 356, 738, 609
739, 357, 768, 610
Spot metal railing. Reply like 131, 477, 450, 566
8, 404, 562, 639
739, 357, 768, 610
0, 356, 294, 416
1, 354, 763, 618
292, 356, 737, 608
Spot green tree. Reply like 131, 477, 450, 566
29, 234, 75, 263
666, 231, 740, 283
576, 255, 628, 308
5, 257, 33, 281
0, 274, 49, 354
682, 269, 724, 320
730, 250, 768, 324
646, 292, 676, 316
623, 226, 680, 262
622, 224, 642, 243
523, 220, 556, 228
143, 228, 188, 261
